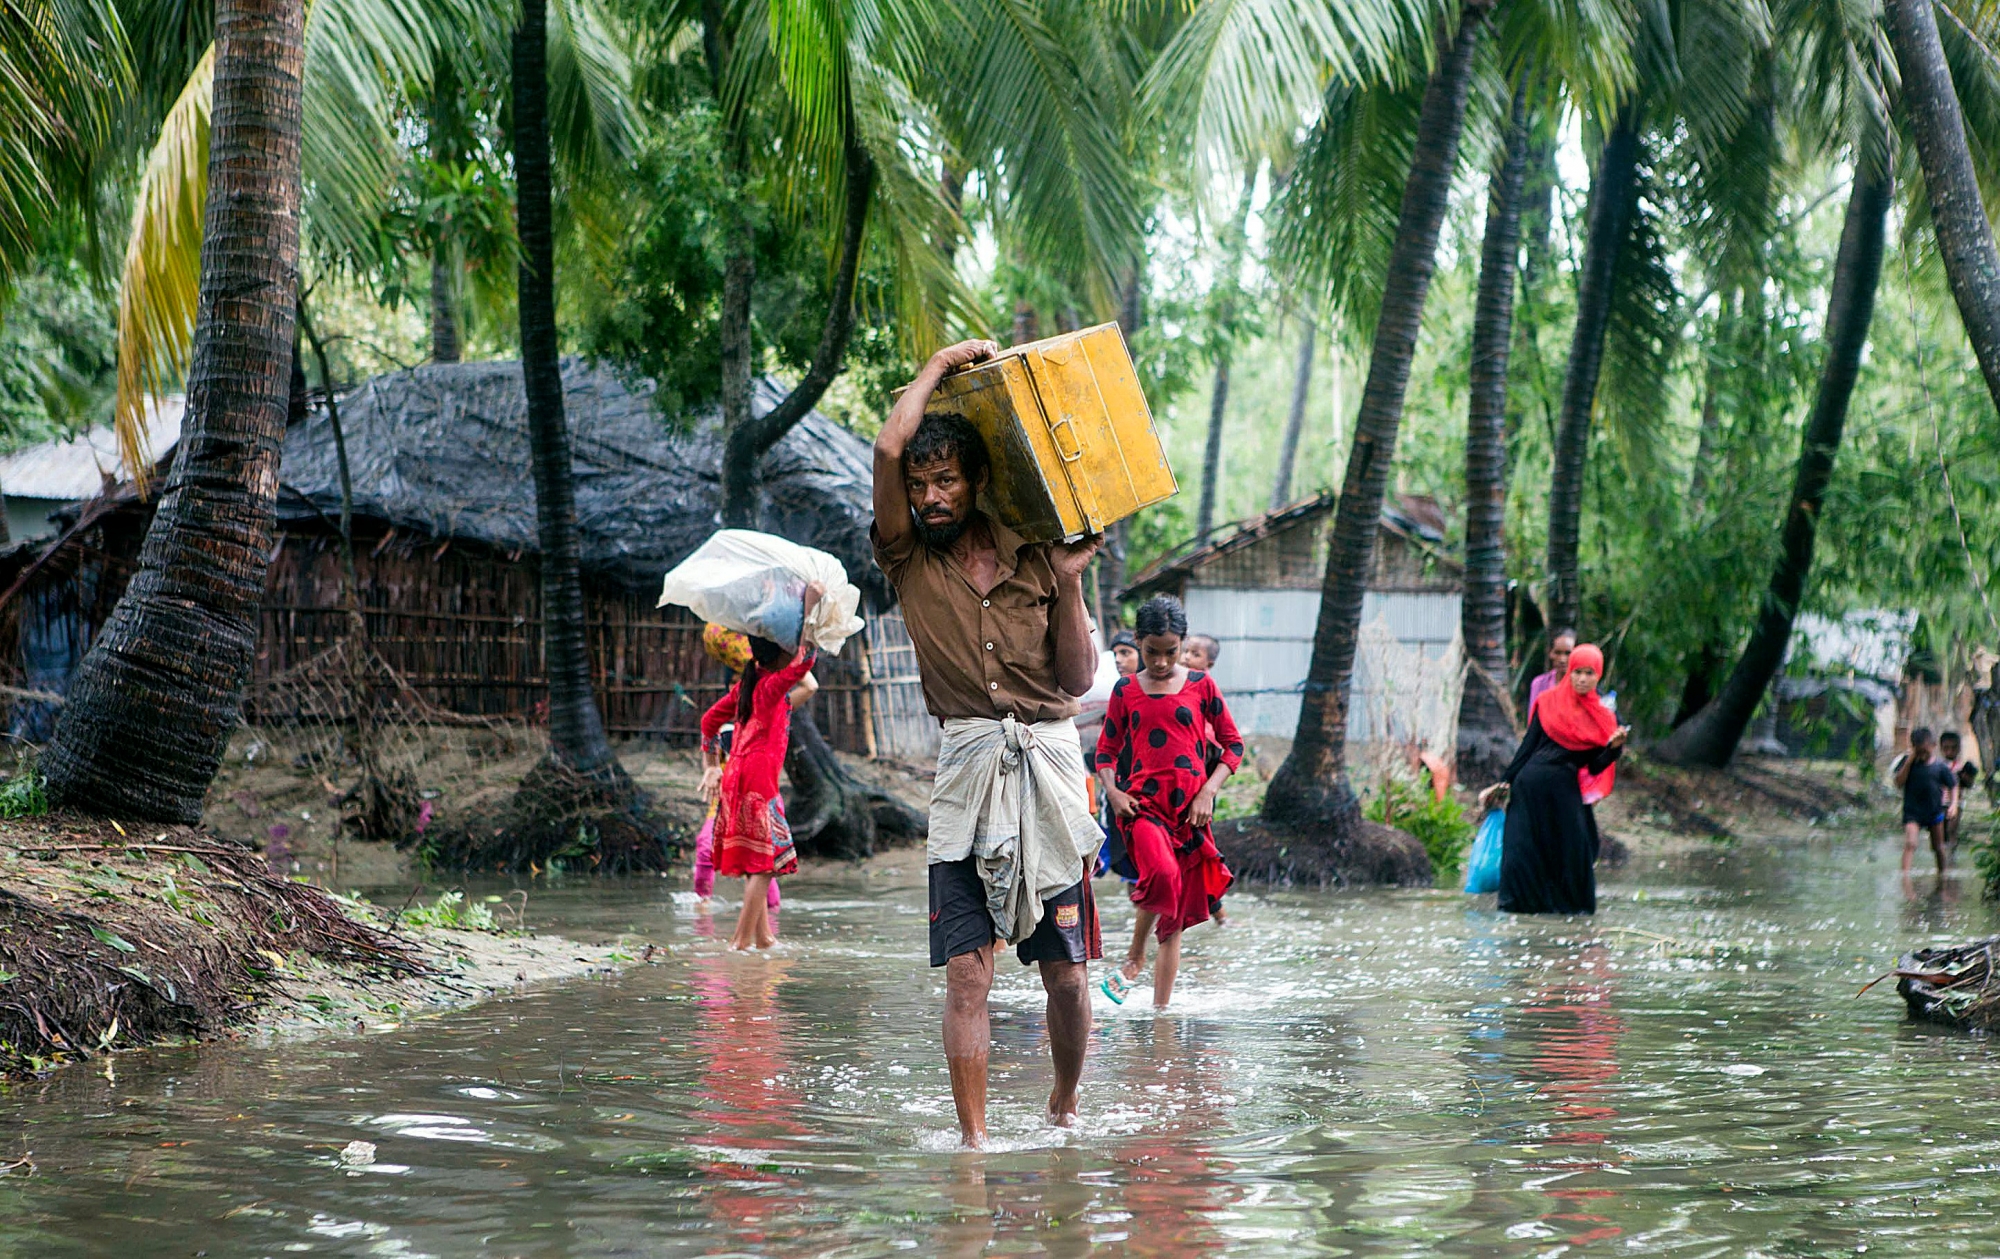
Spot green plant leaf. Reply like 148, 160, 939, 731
90, 926, 136, 953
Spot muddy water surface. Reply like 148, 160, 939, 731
3, 827, 1999, 1256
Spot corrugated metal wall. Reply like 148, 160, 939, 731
1184, 586, 1463, 739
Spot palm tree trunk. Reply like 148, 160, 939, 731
1653, 161, 1893, 767
718, 137, 874, 528
1883, 0, 2000, 418
1196, 356, 1231, 538
1196, 169, 1256, 540
428, 54, 465, 364
1270, 315, 1315, 511
1458, 85, 1530, 774
1685, 311, 1727, 517
701, 0, 755, 453
513, 0, 621, 780
1544, 105, 1642, 635
430, 252, 460, 363
1506, 116, 1558, 451
41, 0, 306, 822
1261, 4, 1486, 839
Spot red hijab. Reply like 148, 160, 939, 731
1530, 643, 1619, 801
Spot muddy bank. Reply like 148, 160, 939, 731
202, 732, 931, 881
1593, 753, 1878, 849
0, 814, 642, 1076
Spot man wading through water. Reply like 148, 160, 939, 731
873, 339, 1106, 1147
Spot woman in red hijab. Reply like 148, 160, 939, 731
1478, 644, 1629, 914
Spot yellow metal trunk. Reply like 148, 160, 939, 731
923, 323, 1177, 543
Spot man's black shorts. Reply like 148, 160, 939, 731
929, 855, 1101, 967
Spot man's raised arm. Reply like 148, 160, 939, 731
874, 340, 999, 547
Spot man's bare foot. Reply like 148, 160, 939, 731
959, 1127, 987, 1150
1047, 1091, 1079, 1127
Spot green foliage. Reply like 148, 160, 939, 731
1364, 769, 1473, 876
1974, 818, 2000, 901
0, 773, 48, 819
401, 890, 499, 932
570, 98, 917, 426
0, 259, 115, 451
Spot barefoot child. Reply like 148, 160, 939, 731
1896, 726, 1958, 876
691, 624, 816, 913
1095, 596, 1242, 1009
699, 586, 823, 949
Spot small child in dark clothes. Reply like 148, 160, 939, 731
1896, 727, 1959, 875
1941, 731, 1978, 848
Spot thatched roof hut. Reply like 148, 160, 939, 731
0, 361, 901, 751
276, 360, 881, 596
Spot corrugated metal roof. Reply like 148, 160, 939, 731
1120, 490, 1461, 601
0, 397, 184, 502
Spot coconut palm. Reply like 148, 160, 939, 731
1656, 0, 2000, 764
1457, 84, 1530, 774
1260, 3, 1490, 836
41, 0, 307, 821
1653, 153, 1893, 766
1196, 166, 1258, 540
1542, 0, 1779, 636
1882, 0, 2000, 419
699, 0, 1154, 526
109, 0, 634, 477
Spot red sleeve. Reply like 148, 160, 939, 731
1202, 677, 1244, 772
768, 645, 819, 691
1095, 679, 1129, 768
700, 683, 740, 748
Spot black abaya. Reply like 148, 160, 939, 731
1496, 713, 1622, 914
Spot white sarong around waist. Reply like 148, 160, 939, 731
929, 715, 1103, 943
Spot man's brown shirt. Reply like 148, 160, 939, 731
872, 516, 1081, 724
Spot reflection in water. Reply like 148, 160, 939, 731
1518, 943, 1625, 1248
1115, 1018, 1229, 1257
4, 833, 2000, 1255
687, 954, 804, 1246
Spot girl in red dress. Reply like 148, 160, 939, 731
699, 584, 822, 950
1093, 595, 1243, 1009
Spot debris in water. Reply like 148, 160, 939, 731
339, 1140, 377, 1166
1891, 937, 2000, 1030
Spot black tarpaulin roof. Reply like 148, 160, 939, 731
277, 360, 881, 595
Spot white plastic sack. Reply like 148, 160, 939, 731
657, 529, 866, 655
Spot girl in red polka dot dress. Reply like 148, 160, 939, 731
1093, 595, 1242, 1009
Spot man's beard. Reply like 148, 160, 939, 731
915, 512, 969, 549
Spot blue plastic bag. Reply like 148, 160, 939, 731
1463, 808, 1504, 894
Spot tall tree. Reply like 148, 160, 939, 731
1457, 85, 1530, 773
1196, 167, 1257, 539
1543, 104, 1642, 635
1261, 3, 1487, 839
41, 0, 306, 820
1882, 0, 2000, 419
512, 0, 629, 792
1654, 156, 1893, 766
718, 134, 874, 527
1270, 313, 1315, 510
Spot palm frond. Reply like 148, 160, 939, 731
549, 0, 640, 176
300, 0, 460, 269
932, 0, 1147, 308
0, 0, 131, 283
1268, 72, 1424, 346
1140, 0, 1435, 184
112, 43, 210, 486
1598, 155, 1682, 475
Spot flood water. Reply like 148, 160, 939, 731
5, 825, 2000, 1256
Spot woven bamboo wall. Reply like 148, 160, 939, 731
251, 531, 873, 750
